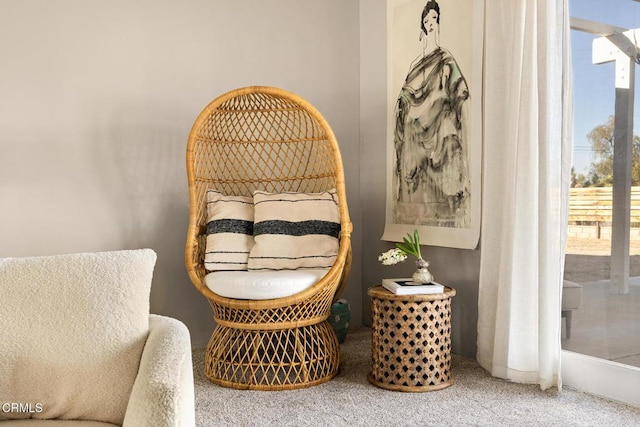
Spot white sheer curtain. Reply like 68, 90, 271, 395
477, 0, 573, 390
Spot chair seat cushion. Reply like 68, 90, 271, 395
562, 280, 583, 310
205, 268, 330, 300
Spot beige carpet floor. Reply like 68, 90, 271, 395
193, 327, 640, 426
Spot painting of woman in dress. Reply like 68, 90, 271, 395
393, 0, 471, 228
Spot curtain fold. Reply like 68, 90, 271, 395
477, 0, 573, 390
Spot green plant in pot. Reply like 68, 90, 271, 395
378, 230, 434, 284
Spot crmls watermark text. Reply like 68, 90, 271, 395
1, 402, 44, 413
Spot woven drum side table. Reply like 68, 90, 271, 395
367, 285, 456, 392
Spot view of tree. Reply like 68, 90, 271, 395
571, 115, 640, 188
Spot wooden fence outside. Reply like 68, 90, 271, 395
568, 186, 640, 238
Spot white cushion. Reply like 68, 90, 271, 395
0, 249, 156, 425
248, 190, 340, 270
205, 268, 330, 300
204, 190, 254, 271
562, 280, 583, 310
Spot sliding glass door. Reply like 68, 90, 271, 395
563, 0, 640, 406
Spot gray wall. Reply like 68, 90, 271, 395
359, 0, 479, 357
0, 0, 478, 357
0, 0, 362, 349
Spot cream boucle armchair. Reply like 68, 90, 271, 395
0, 249, 195, 427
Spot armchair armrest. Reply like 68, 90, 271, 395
123, 314, 195, 427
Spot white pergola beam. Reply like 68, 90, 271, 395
593, 29, 640, 69
611, 60, 634, 295
570, 17, 627, 36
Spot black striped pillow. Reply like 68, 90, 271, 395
248, 190, 340, 271
204, 190, 254, 271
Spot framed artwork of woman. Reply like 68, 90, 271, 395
383, 0, 483, 249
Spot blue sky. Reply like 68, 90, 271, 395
570, 0, 640, 174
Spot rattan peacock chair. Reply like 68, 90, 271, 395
185, 86, 352, 390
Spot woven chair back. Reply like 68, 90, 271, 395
186, 86, 349, 296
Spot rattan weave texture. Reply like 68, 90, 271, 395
186, 86, 352, 390
368, 286, 456, 392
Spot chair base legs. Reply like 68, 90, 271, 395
204, 320, 340, 390
562, 309, 573, 339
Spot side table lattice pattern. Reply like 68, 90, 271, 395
367, 285, 456, 392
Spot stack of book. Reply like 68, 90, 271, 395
381, 278, 444, 295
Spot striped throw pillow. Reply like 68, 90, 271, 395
204, 190, 254, 271
248, 190, 340, 270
